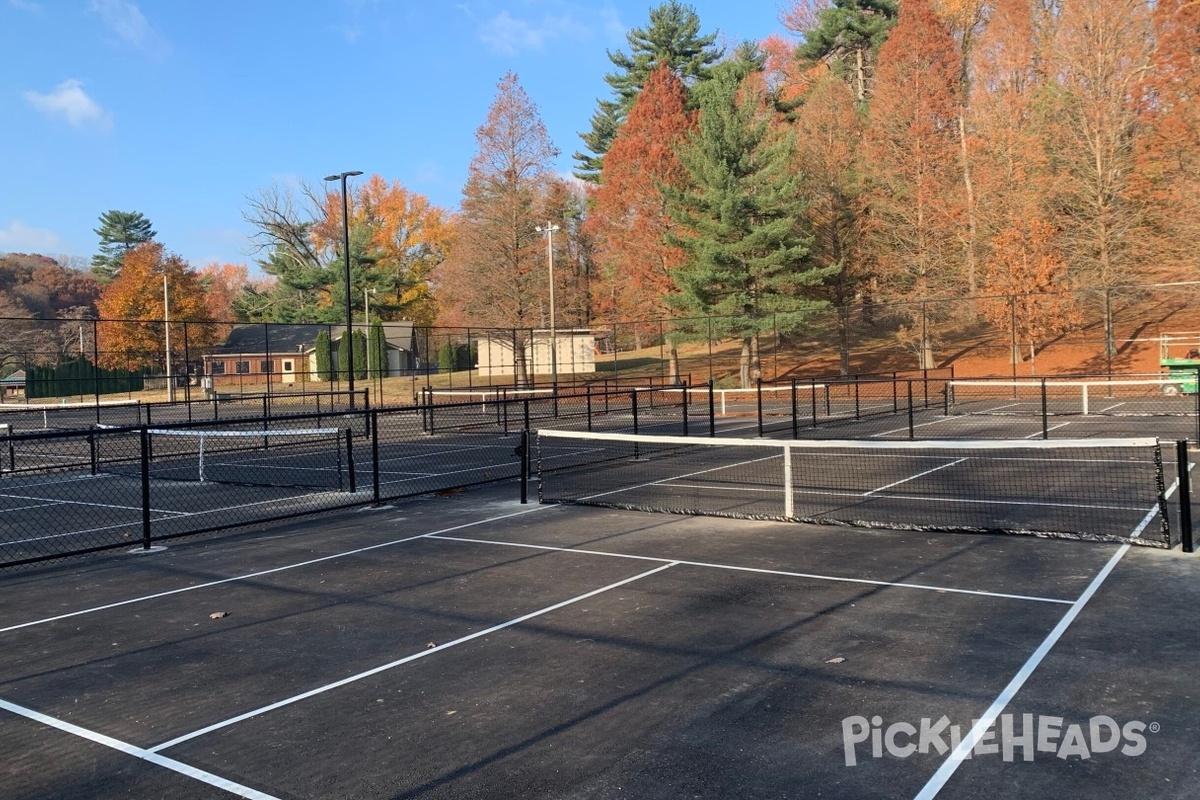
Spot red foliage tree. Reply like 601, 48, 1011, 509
863, 0, 962, 368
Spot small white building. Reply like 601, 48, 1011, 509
475, 330, 597, 378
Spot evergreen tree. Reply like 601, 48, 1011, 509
352, 330, 367, 380
574, 1, 722, 181
314, 329, 332, 381
438, 341, 456, 372
795, 0, 899, 102
91, 210, 157, 281
368, 321, 387, 379
336, 330, 351, 380
664, 53, 832, 387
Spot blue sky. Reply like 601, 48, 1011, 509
0, 1, 787, 273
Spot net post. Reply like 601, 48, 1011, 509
908, 380, 915, 440
756, 378, 764, 437
1041, 378, 1049, 439
345, 428, 356, 494
371, 410, 380, 505
791, 379, 798, 439
1082, 384, 1089, 416
923, 369, 930, 407
783, 444, 794, 519
681, 380, 689, 436
1178, 440, 1193, 553
553, 382, 559, 419
89, 429, 97, 475
428, 390, 435, 435
519, 428, 529, 504
336, 429, 344, 491
854, 381, 861, 420
707, 380, 715, 437
892, 376, 898, 413
631, 390, 639, 435
586, 384, 593, 432
523, 398, 531, 436
139, 426, 152, 550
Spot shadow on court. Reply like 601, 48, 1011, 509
1, 483, 1197, 800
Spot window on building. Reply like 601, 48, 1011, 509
235, 361, 250, 374
282, 360, 293, 371
209, 361, 226, 375
260, 360, 273, 373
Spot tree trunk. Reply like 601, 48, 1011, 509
739, 337, 752, 389
667, 342, 679, 383
957, 108, 979, 294
838, 305, 851, 377
513, 331, 529, 387
750, 335, 762, 384
855, 47, 866, 102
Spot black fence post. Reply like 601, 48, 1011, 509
88, 430, 97, 475
519, 428, 529, 505
1041, 378, 1049, 440
140, 426, 152, 550
854, 381, 861, 420
345, 428, 356, 494
681, 380, 689, 436
586, 384, 593, 432
1194, 366, 1200, 445
908, 380, 915, 440
1177, 440, 1193, 553
707, 380, 715, 438
631, 390, 639, 435
756, 378, 764, 437
811, 378, 818, 429
371, 410, 380, 506
791, 379, 799, 440
892, 377, 899, 414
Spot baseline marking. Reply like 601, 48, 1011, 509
148, 562, 676, 752
0, 698, 280, 800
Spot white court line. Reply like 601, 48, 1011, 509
1100, 402, 1127, 412
0, 698, 280, 799
865, 458, 968, 496
579, 454, 784, 503
788, 488, 1150, 513
1023, 422, 1071, 439
426, 535, 1074, 605
872, 418, 962, 437
147, 562, 676, 753
912, 495, 1166, 800
0, 505, 551, 634
0, 491, 188, 516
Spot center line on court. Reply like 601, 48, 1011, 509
864, 458, 968, 496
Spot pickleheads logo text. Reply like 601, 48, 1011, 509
841, 714, 1154, 766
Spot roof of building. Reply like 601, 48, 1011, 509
1, 370, 26, 384
207, 323, 415, 355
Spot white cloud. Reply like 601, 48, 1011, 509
88, 0, 171, 59
24, 79, 113, 131
478, 10, 587, 55
599, 5, 625, 44
0, 221, 70, 254
9, 0, 43, 12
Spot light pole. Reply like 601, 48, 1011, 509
535, 222, 560, 385
324, 170, 363, 408
163, 272, 174, 402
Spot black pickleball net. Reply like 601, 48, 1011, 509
536, 430, 1172, 546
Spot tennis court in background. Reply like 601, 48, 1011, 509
1, 482, 1197, 800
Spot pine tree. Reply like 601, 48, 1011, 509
795, 0, 899, 101
315, 329, 332, 381
368, 320, 387, 379
664, 53, 831, 387
574, 1, 722, 181
91, 210, 156, 281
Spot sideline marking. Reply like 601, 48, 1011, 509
0, 505, 550, 634
426, 534, 1074, 605
148, 562, 676, 752
911, 493, 1167, 799
0, 698, 280, 800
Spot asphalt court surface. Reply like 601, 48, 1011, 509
2, 485, 1198, 799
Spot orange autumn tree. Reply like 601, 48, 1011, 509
585, 64, 695, 376
95, 243, 214, 370
981, 218, 1079, 369
1132, 0, 1200, 276
312, 175, 449, 326
864, 0, 962, 368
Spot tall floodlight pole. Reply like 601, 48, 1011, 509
535, 222, 561, 385
324, 170, 363, 408
163, 273, 174, 402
